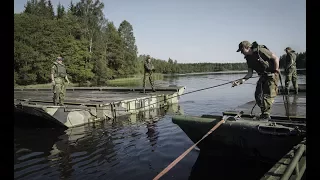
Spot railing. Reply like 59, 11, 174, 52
280, 140, 306, 180
261, 138, 306, 180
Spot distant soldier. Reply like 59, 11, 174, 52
51, 57, 70, 106
143, 55, 156, 93
284, 47, 298, 94
232, 41, 280, 121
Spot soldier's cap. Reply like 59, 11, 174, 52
146, 55, 151, 59
236, 41, 252, 52
285, 47, 295, 52
57, 57, 63, 61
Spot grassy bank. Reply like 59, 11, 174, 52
15, 73, 164, 88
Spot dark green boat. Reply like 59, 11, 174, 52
172, 85, 306, 164
173, 114, 305, 163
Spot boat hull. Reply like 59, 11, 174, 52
172, 115, 306, 163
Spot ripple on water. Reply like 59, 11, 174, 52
14, 73, 306, 180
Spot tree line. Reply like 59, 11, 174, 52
14, 0, 306, 86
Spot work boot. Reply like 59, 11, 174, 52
259, 114, 271, 121
294, 88, 298, 95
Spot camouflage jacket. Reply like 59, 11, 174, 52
144, 61, 154, 72
51, 62, 67, 78
244, 42, 276, 74
285, 52, 297, 70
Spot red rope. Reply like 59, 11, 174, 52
153, 118, 226, 180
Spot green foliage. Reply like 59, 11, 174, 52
106, 22, 125, 77
15, 0, 306, 87
118, 20, 139, 75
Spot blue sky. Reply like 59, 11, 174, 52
14, 0, 306, 63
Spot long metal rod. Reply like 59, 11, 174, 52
280, 144, 306, 180
296, 158, 306, 180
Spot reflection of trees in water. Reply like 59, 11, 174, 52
14, 127, 66, 179
56, 123, 117, 178
14, 122, 118, 179
164, 76, 179, 85
14, 106, 182, 179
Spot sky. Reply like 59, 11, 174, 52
14, 0, 306, 63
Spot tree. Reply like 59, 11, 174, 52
118, 20, 139, 75
23, 0, 37, 14
74, 0, 105, 54
106, 22, 125, 77
68, 1, 77, 15
57, 2, 65, 19
118, 20, 138, 54
47, 0, 55, 19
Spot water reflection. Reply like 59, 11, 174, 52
14, 72, 305, 180
285, 95, 299, 117
14, 104, 183, 180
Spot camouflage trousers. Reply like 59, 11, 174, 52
143, 71, 155, 90
53, 77, 66, 105
255, 73, 279, 116
285, 67, 298, 93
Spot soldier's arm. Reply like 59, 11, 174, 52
271, 53, 280, 73
51, 66, 55, 82
144, 62, 150, 71
65, 75, 70, 84
243, 68, 253, 81
232, 67, 253, 87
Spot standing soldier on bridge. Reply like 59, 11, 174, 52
284, 47, 298, 95
51, 57, 70, 106
232, 41, 280, 121
142, 55, 156, 93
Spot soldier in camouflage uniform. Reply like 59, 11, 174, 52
142, 55, 156, 93
232, 41, 280, 121
284, 47, 298, 94
51, 57, 70, 106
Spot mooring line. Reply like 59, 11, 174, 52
211, 77, 257, 85
153, 117, 226, 180
117, 76, 259, 112
36, 76, 260, 112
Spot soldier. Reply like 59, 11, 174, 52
284, 47, 298, 94
51, 57, 70, 106
232, 41, 280, 121
142, 55, 156, 93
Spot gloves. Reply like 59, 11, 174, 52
232, 79, 245, 87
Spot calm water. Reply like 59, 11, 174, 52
14, 73, 306, 180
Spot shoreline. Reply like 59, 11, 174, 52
15, 69, 306, 88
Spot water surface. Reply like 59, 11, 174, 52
14, 73, 306, 180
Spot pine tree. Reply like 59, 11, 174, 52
47, 0, 54, 19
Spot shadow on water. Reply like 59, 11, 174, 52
188, 151, 274, 180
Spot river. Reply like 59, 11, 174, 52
14, 72, 306, 180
